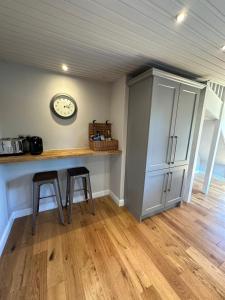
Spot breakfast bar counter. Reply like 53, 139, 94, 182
0, 148, 122, 164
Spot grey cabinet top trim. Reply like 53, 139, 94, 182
128, 68, 206, 89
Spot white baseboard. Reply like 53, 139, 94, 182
92, 190, 110, 199
0, 214, 14, 256
11, 190, 110, 219
0, 189, 122, 256
110, 191, 124, 207
11, 201, 58, 220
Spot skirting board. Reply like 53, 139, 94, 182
12, 190, 111, 219
0, 189, 124, 256
110, 191, 124, 207
0, 214, 14, 257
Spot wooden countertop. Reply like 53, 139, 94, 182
0, 148, 122, 164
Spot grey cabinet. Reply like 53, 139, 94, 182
146, 79, 200, 172
146, 77, 180, 172
142, 168, 168, 216
125, 68, 205, 221
172, 84, 199, 167
165, 165, 188, 208
142, 165, 188, 218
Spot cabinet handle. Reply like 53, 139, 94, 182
163, 172, 169, 193
167, 136, 173, 164
172, 136, 178, 164
167, 172, 173, 192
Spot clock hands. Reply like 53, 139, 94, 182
64, 104, 72, 109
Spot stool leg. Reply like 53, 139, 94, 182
65, 172, 70, 208
32, 182, 39, 235
87, 174, 95, 215
53, 179, 65, 225
57, 177, 64, 208
68, 176, 74, 224
82, 176, 88, 202
36, 184, 40, 216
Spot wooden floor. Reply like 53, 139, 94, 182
1, 175, 225, 299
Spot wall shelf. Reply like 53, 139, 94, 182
0, 148, 122, 164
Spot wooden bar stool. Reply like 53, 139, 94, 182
66, 167, 95, 223
32, 171, 64, 235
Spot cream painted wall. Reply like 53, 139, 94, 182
0, 61, 112, 223
110, 76, 128, 201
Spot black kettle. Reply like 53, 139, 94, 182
30, 136, 43, 155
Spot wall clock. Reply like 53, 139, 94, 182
50, 93, 77, 119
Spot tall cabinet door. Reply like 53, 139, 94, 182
142, 169, 169, 217
146, 77, 180, 171
165, 165, 188, 208
171, 84, 200, 167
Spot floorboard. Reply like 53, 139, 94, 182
1, 174, 225, 299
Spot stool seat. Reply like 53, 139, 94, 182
67, 167, 89, 177
33, 171, 58, 182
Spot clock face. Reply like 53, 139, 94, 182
50, 94, 77, 119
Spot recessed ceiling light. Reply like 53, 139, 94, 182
176, 11, 187, 24
221, 45, 225, 52
62, 64, 68, 72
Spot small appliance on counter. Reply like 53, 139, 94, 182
18, 136, 31, 153
0, 136, 43, 156
29, 136, 43, 155
0, 137, 25, 156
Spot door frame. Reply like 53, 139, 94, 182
184, 88, 206, 202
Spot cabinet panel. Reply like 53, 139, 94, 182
165, 165, 187, 207
172, 84, 200, 167
125, 77, 153, 219
142, 169, 169, 215
147, 77, 180, 171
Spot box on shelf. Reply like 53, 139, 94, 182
89, 122, 119, 151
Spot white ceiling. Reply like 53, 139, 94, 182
1, 0, 225, 82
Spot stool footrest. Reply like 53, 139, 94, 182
73, 188, 91, 193
39, 195, 56, 200
66, 167, 95, 223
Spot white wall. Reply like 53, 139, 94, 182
0, 61, 111, 149
109, 76, 128, 202
198, 160, 225, 178
0, 166, 9, 253
197, 119, 225, 177
198, 119, 215, 161
195, 155, 201, 173
0, 62, 114, 250
0, 83, 9, 251
205, 88, 222, 120
0, 97, 3, 139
